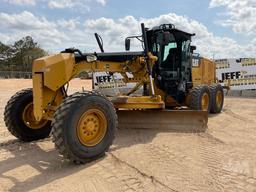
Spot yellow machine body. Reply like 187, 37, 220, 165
30, 23, 220, 132
5, 23, 225, 164
32, 51, 214, 131
32, 53, 164, 121
192, 57, 216, 87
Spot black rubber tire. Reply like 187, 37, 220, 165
4, 88, 52, 142
190, 85, 211, 112
52, 91, 117, 164
210, 84, 224, 114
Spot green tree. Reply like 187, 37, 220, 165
0, 36, 47, 72
0, 42, 12, 71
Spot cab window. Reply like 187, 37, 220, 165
163, 42, 177, 61
181, 40, 190, 63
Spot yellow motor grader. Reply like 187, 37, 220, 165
4, 23, 224, 163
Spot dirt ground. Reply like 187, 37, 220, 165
0, 79, 256, 192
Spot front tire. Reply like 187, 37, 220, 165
52, 91, 117, 164
4, 88, 52, 141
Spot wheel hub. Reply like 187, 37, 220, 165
201, 93, 209, 111
22, 103, 48, 129
77, 109, 107, 147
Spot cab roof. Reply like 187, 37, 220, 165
149, 24, 195, 37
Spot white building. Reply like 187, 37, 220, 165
215, 58, 256, 90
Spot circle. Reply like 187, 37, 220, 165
77, 109, 107, 147
22, 103, 48, 129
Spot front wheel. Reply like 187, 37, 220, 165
52, 91, 117, 164
4, 88, 52, 141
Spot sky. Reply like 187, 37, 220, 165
0, 0, 255, 59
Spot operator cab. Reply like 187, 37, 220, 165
147, 24, 196, 102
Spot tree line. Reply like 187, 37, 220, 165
0, 36, 47, 72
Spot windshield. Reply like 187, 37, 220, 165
163, 42, 177, 61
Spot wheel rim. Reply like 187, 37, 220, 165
201, 92, 210, 111
77, 109, 107, 147
22, 103, 48, 129
216, 90, 223, 108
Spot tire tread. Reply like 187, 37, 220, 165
52, 91, 118, 164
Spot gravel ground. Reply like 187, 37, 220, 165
0, 79, 256, 192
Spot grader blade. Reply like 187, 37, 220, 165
117, 110, 208, 132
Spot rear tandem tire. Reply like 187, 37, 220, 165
210, 84, 224, 114
52, 91, 117, 164
4, 88, 52, 142
190, 85, 211, 112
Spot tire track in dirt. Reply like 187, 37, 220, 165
108, 152, 177, 192
142, 142, 220, 191
112, 136, 222, 192
209, 105, 256, 147
223, 108, 254, 123
197, 137, 256, 192
112, 128, 256, 192
91, 154, 172, 192
198, 132, 225, 144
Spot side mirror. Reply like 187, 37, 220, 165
125, 38, 131, 51
191, 45, 196, 53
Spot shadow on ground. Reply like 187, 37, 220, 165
0, 139, 106, 192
